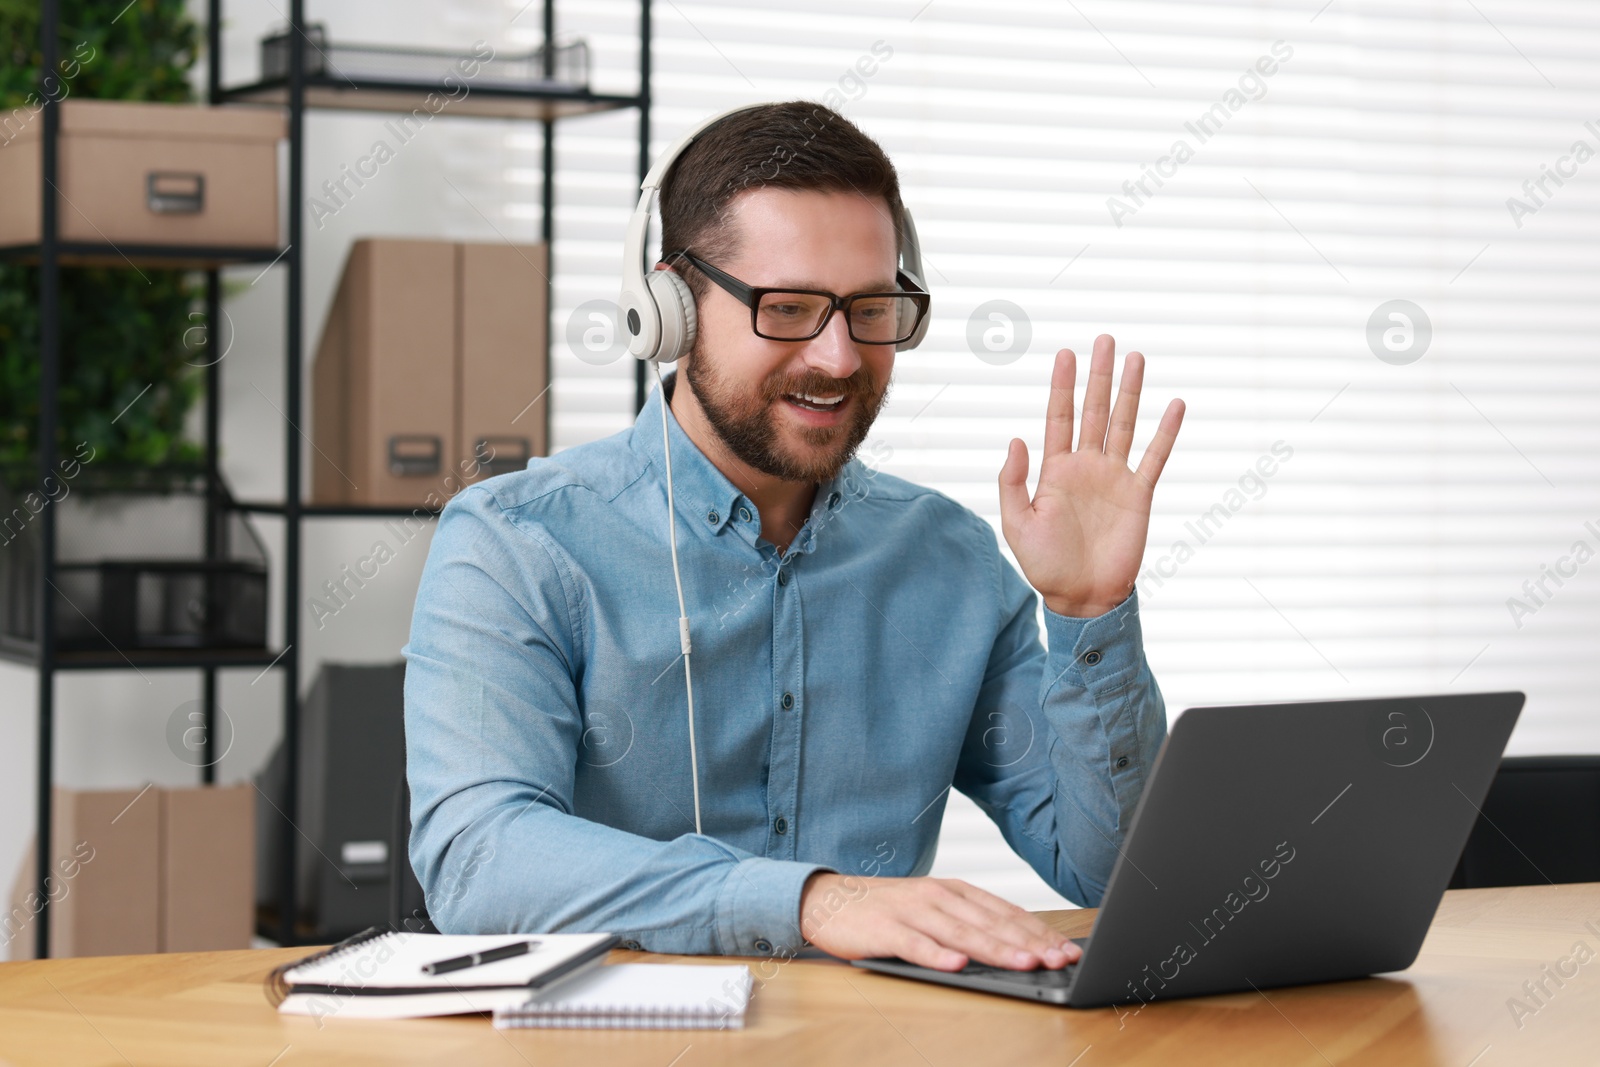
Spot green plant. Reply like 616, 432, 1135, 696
0, 0, 205, 478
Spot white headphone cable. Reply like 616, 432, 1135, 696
654, 359, 703, 836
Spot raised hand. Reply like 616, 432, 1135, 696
998, 335, 1185, 618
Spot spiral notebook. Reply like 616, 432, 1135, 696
268, 927, 619, 1019
493, 964, 754, 1030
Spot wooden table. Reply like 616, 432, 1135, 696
2, 883, 1597, 1066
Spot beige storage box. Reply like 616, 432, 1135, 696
6, 784, 255, 959
459, 241, 552, 490
160, 784, 255, 953
312, 237, 549, 507
0, 99, 284, 249
6, 786, 160, 960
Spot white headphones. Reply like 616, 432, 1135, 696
617, 102, 931, 364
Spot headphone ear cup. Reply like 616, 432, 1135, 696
646, 270, 697, 364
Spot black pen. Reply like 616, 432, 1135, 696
421, 940, 539, 976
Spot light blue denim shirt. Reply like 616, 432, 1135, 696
403, 371, 1166, 958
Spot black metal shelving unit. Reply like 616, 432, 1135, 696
20, 0, 652, 956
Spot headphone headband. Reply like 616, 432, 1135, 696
617, 103, 929, 364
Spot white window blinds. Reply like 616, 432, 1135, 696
466, 0, 1600, 909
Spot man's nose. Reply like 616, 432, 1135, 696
802, 307, 864, 381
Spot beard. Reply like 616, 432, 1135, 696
682, 340, 890, 484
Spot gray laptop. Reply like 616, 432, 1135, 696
851, 691, 1524, 1008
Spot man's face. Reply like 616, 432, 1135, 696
678, 187, 899, 483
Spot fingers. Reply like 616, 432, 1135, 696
1105, 350, 1144, 463
944, 880, 1076, 942
1135, 397, 1187, 488
997, 439, 1031, 535
1076, 334, 1116, 452
816, 877, 1080, 974
905, 881, 1076, 971
1042, 348, 1077, 457
942, 880, 1082, 964
911, 905, 1048, 971
890, 926, 969, 971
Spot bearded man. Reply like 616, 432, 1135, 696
404, 101, 1184, 975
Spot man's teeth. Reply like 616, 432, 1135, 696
788, 393, 845, 408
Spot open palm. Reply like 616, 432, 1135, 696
998, 335, 1185, 618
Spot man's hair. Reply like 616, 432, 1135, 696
658, 101, 904, 301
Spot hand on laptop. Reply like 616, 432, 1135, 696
999, 335, 1185, 618
798, 872, 1080, 971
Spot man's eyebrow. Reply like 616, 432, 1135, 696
768, 277, 899, 293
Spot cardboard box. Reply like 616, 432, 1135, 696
458, 241, 550, 483
312, 239, 458, 506
160, 784, 254, 953
0, 99, 284, 249
311, 238, 549, 507
5, 786, 159, 960
5, 784, 255, 959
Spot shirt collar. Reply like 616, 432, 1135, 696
627, 370, 857, 556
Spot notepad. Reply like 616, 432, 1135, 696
493, 964, 754, 1030
270, 928, 618, 1019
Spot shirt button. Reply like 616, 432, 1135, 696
754, 938, 773, 953
781, 692, 794, 710
777, 570, 789, 586
1116, 756, 1130, 769
622, 939, 643, 950
774, 816, 788, 835
706, 509, 720, 525
1083, 649, 1103, 666
738, 506, 752, 523
827, 491, 841, 509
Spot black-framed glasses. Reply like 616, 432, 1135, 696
669, 250, 931, 346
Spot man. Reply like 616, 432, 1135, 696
403, 101, 1184, 975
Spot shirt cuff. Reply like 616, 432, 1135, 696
715, 856, 835, 958
1041, 587, 1146, 692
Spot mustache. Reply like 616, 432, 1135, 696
762, 371, 875, 402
